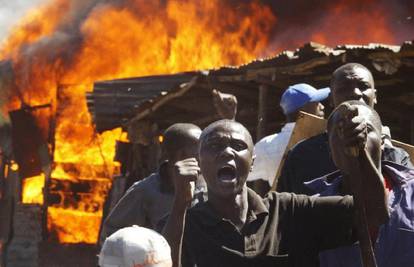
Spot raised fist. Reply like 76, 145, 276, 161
212, 89, 238, 120
171, 158, 200, 206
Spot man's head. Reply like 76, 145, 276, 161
99, 225, 172, 267
331, 63, 376, 108
280, 83, 330, 121
199, 120, 254, 197
328, 100, 383, 172
161, 123, 202, 162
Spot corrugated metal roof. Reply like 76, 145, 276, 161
87, 41, 414, 135
87, 72, 198, 132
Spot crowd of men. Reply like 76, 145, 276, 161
98, 63, 414, 267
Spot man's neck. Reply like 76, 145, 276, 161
208, 186, 249, 230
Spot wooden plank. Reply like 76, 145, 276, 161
391, 139, 414, 160
272, 112, 327, 190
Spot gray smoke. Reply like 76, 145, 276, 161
0, 0, 46, 41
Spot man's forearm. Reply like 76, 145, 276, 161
163, 201, 188, 267
360, 150, 389, 228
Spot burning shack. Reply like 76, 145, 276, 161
89, 41, 414, 144
88, 40, 414, 247
1, 41, 414, 266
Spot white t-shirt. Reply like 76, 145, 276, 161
247, 123, 295, 186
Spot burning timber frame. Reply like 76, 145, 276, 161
88, 41, 414, 144
87, 41, 414, 221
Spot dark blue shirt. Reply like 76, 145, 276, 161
277, 132, 413, 195
305, 161, 414, 267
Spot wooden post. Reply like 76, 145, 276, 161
251, 84, 269, 196
411, 120, 414, 145
256, 84, 268, 141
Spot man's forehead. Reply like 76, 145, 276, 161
206, 127, 247, 139
203, 124, 250, 142
330, 105, 380, 132
336, 67, 373, 83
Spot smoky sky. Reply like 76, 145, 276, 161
1, 0, 413, 48
264, 0, 414, 42
0, 0, 46, 41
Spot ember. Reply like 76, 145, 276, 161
21, 173, 45, 204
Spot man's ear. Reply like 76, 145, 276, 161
380, 134, 386, 151
250, 154, 256, 172
328, 93, 334, 109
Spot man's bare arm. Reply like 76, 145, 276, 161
163, 158, 199, 267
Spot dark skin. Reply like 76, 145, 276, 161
164, 119, 388, 267
164, 128, 202, 193
198, 123, 253, 229
328, 103, 389, 231
331, 65, 377, 108
212, 89, 237, 120
163, 121, 254, 267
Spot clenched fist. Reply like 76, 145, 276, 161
171, 158, 200, 207
212, 89, 237, 120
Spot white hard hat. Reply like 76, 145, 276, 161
99, 225, 172, 267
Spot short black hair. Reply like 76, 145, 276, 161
200, 119, 253, 148
327, 100, 382, 134
162, 123, 201, 158
331, 63, 374, 87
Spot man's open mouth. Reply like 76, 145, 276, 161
217, 165, 236, 182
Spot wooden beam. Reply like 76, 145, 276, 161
256, 85, 268, 140
411, 120, 414, 145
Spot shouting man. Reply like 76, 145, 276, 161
163, 119, 388, 267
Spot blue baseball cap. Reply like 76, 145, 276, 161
280, 83, 330, 115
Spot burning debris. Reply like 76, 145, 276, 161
0, 0, 413, 266
0, 0, 276, 249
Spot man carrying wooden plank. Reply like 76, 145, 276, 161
277, 63, 413, 194
247, 83, 329, 191
306, 100, 414, 267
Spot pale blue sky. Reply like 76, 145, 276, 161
0, 0, 45, 41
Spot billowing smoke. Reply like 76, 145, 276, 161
0, 0, 47, 41
263, 0, 414, 49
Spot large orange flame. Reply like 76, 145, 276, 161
2, 0, 411, 244
1, 0, 276, 244
22, 173, 45, 204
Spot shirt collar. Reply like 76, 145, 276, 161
382, 161, 414, 185
282, 122, 295, 132
192, 188, 269, 227
304, 161, 414, 195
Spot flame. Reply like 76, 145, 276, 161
1, 0, 275, 244
5, 0, 409, 245
22, 173, 45, 204
47, 207, 104, 244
